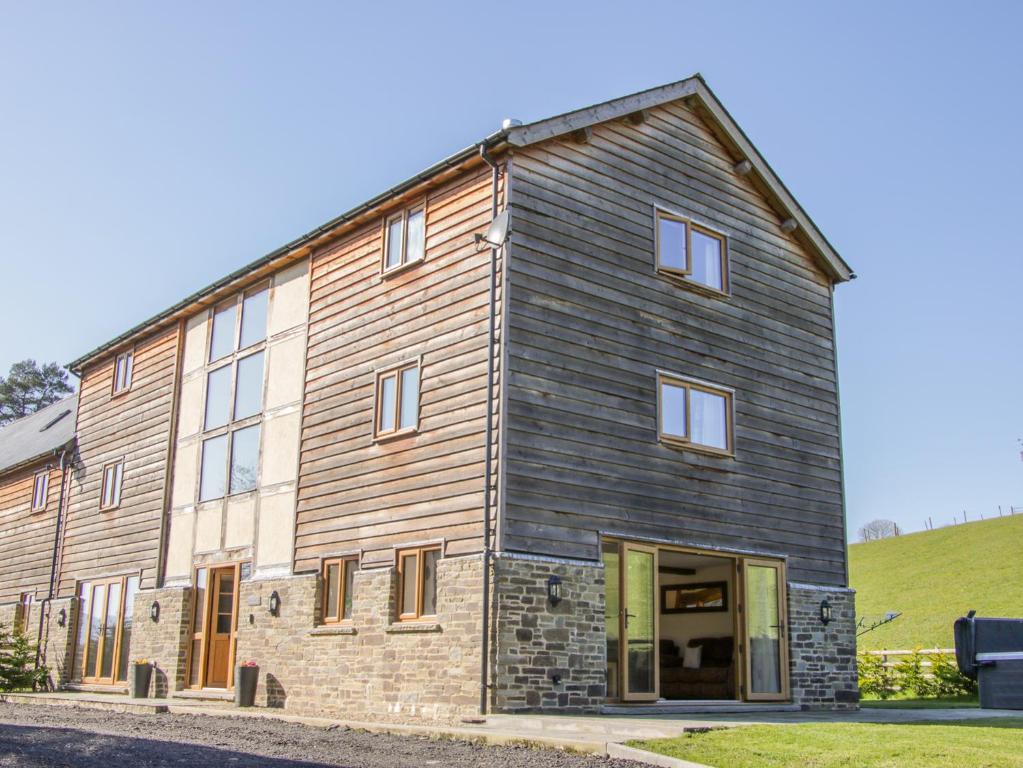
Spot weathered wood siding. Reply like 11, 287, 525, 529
295, 168, 503, 571
0, 462, 62, 603
58, 326, 180, 596
503, 100, 846, 585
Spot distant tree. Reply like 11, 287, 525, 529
0, 360, 74, 426
858, 519, 901, 542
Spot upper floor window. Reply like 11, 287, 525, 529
199, 285, 268, 502
655, 209, 729, 294
375, 361, 420, 438
100, 460, 124, 509
397, 545, 440, 621
112, 351, 134, 394
31, 471, 49, 512
383, 204, 426, 273
322, 556, 359, 624
657, 372, 734, 456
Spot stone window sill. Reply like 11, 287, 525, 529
309, 625, 358, 636
385, 621, 441, 634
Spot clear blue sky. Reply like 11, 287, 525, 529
2, 2, 1020, 538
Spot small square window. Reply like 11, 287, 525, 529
322, 556, 359, 623
375, 361, 420, 438
382, 205, 427, 273
657, 373, 734, 455
31, 472, 49, 512
100, 460, 124, 510
397, 546, 441, 621
655, 209, 729, 293
112, 351, 134, 394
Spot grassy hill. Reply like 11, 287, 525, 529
849, 514, 1023, 651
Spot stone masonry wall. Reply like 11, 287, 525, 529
39, 597, 76, 688
787, 583, 858, 710
231, 554, 484, 720
131, 587, 193, 697
491, 554, 606, 713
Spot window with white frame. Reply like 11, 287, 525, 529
375, 361, 420, 438
31, 471, 49, 512
198, 285, 268, 502
113, 351, 134, 394
655, 209, 729, 293
382, 204, 426, 272
100, 460, 124, 509
657, 372, 734, 455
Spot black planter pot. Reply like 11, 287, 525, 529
235, 665, 259, 707
130, 664, 152, 699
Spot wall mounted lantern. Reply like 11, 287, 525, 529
56, 608, 67, 627
149, 601, 160, 622
268, 590, 281, 617
820, 598, 833, 626
547, 575, 562, 607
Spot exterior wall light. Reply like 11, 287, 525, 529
57, 608, 67, 627
547, 575, 562, 607
268, 590, 281, 617
820, 597, 833, 626
149, 601, 160, 622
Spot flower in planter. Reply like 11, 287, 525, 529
133, 659, 150, 666
240, 660, 259, 668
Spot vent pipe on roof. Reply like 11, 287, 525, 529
501, 118, 522, 130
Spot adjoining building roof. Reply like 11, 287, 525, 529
68, 74, 851, 373
0, 394, 78, 476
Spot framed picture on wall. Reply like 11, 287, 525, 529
660, 581, 728, 613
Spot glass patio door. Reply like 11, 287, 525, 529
75, 574, 139, 684
621, 543, 659, 701
741, 559, 789, 700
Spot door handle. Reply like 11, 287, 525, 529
625, 611, 636, 628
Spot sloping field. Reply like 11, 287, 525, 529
849, 514, 1023, 650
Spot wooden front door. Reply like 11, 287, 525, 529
621, 543, 659, 701
739, 558, 790, 701
203, 566, 239, 688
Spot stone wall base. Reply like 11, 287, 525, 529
787, 583, 858, 710
491, 554, 606, 713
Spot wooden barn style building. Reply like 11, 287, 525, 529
0, 76, 858, 716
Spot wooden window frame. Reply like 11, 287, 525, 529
381, 202, 427, 275
656, 371, 735, 457
373, 358, 421, 440
396, 545, 441, 621
654, 207, 730, 295
321, 555, 359, 625
112, 349, 134, 395
31, 470, 49, 512
99, 459, 124, 510
198, 283, 270, 503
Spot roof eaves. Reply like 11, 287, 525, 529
68, 130, 510, 374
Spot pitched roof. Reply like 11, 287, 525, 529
504, 74, 853, 283
0, 394, 78, 475
68, 74, 851, 372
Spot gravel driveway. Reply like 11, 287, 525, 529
0, 702, 643, 768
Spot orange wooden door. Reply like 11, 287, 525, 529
204, 567, 238, 688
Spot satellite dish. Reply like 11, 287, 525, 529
476, 209, 510, 249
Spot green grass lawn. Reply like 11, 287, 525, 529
860, 694, 978, 709
632, 720, 1023, 768
850, 514, 1023, 650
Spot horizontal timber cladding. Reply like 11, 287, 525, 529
0, 463, 63, 603
295, 167, 504, 571
58, 325, 180, 597
503, 99, 847, 585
